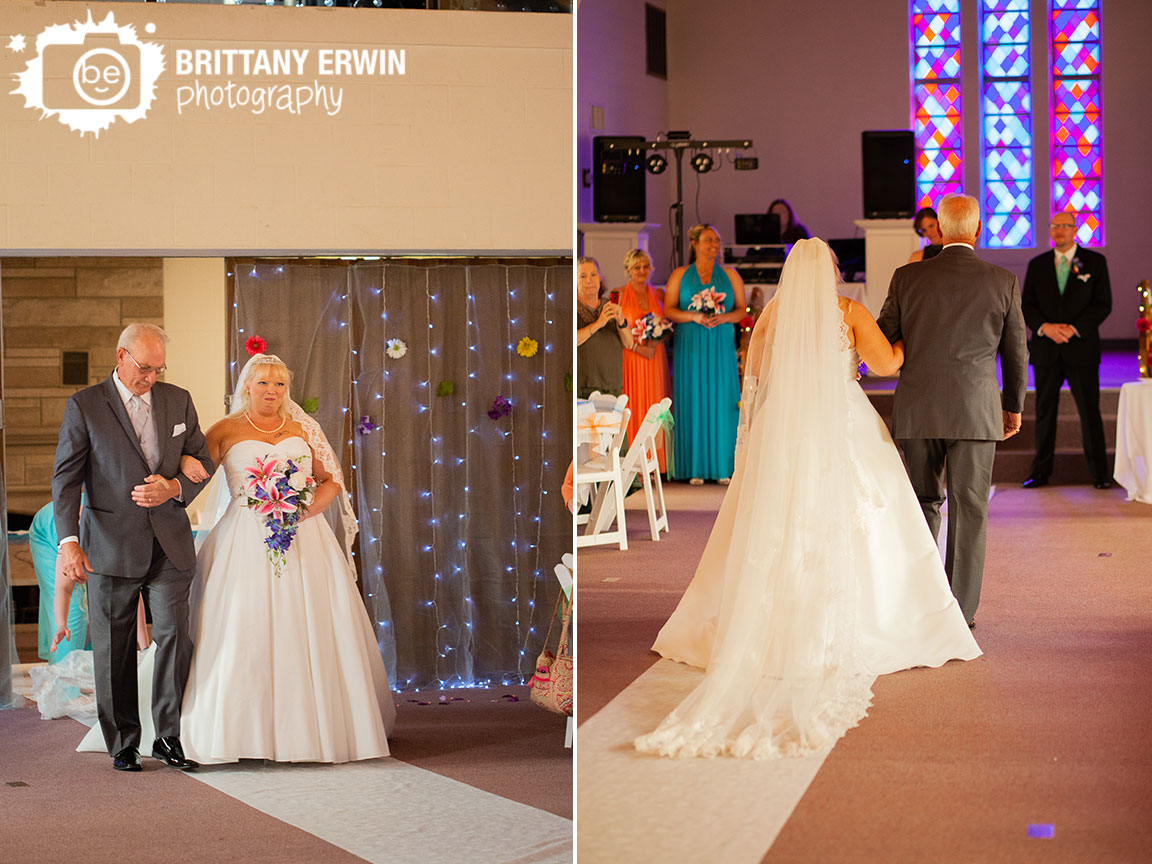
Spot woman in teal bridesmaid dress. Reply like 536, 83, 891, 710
663, 224, 747, 483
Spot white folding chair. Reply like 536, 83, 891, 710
591, 398, 670, 541
575, 406, 632, 550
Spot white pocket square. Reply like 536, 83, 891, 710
1077, 273, 1090, 282
172, 422, 187, 437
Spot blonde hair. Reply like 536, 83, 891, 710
230, 353, 294, 420
688, 223, 721, 246
937, 194, 980, 239
623, 248, 652, 273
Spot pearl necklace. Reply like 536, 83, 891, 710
245, 411, 286, 434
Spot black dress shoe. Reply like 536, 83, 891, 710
112, 746, 142, 772
968, 620, 976, 630
151, 737, 199, 771
1093, 479, 1113, 490
1021, 476, 1048, 489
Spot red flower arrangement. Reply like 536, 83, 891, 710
1137, 318, 1151, 334
245, 335, 268, 355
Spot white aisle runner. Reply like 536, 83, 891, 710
191, 759, 572, 864
577, 660, 877, 864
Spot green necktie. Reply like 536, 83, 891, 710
1056, 254, 1070, 295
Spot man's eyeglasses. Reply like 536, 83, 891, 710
1050, 222, 1076, 230
124, 348, 166, 377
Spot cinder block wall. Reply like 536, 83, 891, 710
2, 257, 164, 514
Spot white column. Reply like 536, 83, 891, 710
854, 219, 922, 317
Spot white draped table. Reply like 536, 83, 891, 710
1114, 380, 1152, 504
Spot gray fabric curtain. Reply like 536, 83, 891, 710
231, 259, 572, 691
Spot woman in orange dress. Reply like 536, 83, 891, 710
618, 248, 672, 473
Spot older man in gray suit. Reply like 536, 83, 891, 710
53, 323, 213, 771
877, 194, 1028, 627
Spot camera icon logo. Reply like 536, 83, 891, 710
11, 11, 165, 138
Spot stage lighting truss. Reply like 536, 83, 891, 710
690, 151, 714, 173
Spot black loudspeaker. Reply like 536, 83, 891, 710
861, 130, 915, 219
593, 136, 646, 223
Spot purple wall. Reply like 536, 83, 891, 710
578, 0, 1152, 339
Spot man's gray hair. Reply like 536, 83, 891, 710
937, 194, 981, 239
117, 323, 169, 351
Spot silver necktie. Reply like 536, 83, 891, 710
128, 395, 160, 471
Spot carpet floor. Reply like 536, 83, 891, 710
576, 481, 1152, 863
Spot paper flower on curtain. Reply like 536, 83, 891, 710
386, 339, 407, 359
487, 396, 512, 420
301, 397, 319, 414
357, 415, 379, 435
245, 335, 268, 356
516, 337, 538, 358
437, 380, 455, 397
1137, 318, 1151, 333
564, 373, 573, 393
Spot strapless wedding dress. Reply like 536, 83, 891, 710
80, 436, 395, 763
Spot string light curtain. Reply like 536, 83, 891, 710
230, 259, 572, 691
980, 0, 1033, 248
911, 0, 963, 209
1050, 0, 1103, 245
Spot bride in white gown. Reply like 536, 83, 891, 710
80, 352, 395, 763
634, 238, 980, 760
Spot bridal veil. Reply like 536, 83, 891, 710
636, 238, 874, 759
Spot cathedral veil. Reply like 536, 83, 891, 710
636, 238, 874, 759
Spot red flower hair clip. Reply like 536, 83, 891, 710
245, 335, 268, 356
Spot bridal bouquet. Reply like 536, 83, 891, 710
631, 312, 674, 344
687, 287, 727, 317
244, 455, 318, 577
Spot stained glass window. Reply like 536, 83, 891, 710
911, 0, 963, 209
980, 0, 1032, 248
1051, 0, 1103, 245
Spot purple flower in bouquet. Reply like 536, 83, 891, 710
488, 396, 512, 420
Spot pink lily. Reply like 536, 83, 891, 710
251, 481, 298, 521
245, 456, 282, 496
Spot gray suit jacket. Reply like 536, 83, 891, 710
52, 375, 213, 576
877, 245, 1028, 441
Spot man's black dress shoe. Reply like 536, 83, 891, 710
152, 737, 199, 771
112, 746, 142, 772
1021, 476, 1048, 489
968, 620, 976, 630
1093, 479, 1113, 490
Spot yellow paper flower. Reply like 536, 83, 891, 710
516, 337, 538, 358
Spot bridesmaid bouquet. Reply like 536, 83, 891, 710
244, 455, 318, 577
631, 312, 674, 344
688, 287, 727, 318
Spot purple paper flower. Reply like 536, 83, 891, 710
487, 396, 512, 420
357, 415, 380, 435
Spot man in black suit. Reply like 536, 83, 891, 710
1020, 212, 1112, 489
53, 323, 213, 771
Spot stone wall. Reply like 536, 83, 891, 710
1, 258, 164, 515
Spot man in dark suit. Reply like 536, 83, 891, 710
1020, 212, 1113, 489
53, 323, 213, 772
878, 194, 1028, 627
